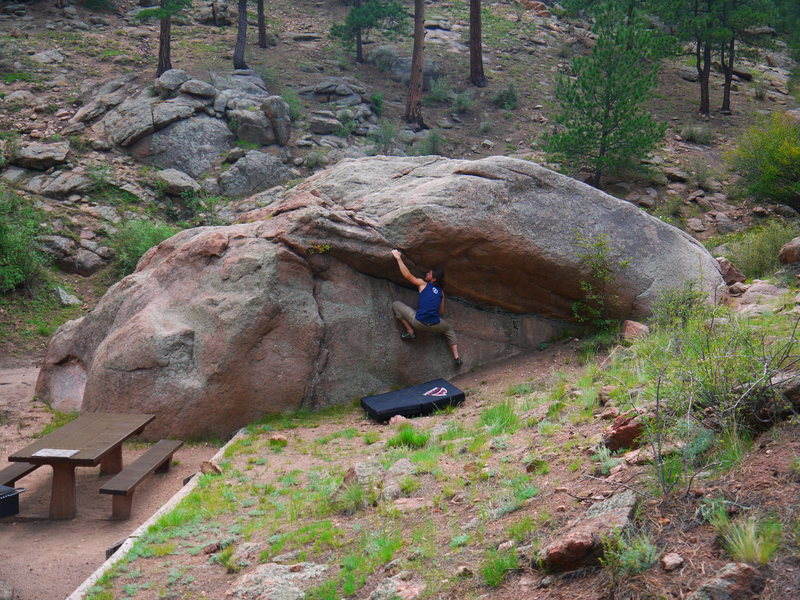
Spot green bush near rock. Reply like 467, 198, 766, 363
716, 220, 800, 279
728, 112, 800, 210
110, 220, 178, 276
0, 186, 48, 293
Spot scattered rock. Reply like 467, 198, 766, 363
201, 461, 222, 475
537, 491, 638, 571
716, 257, 746, 285
54, 287, 81, 307
31, 49, 65, 64
664, 167, 690, 182
389, 415, 410, 426
14, 142, 70, 170
0, 580, 13, 600
661, 552, 684, 572
687, 217, 706, 232
392, 497, 432, 512
456, 565, 472, 578
778, 236, 800, 264
368, 573, 426, 600
597, 385, 617, 406
603, 414, 643, 451
155, 69, 191, 93
621, 320, 649, 342
155, 168, 202, 195
309, 115, 342, 135
686, 562, 765, 600
218, 151, 292, 198
179, 79, 218, 98
728, 281, 748, 296
227, 562, 327, 600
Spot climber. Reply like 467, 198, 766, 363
390, 249, 462, 366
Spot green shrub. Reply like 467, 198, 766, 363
0, 186, 47, 293
280, 88, 302, 121
491, 83, 518, 110
387, 424, 429, 449
110, 220, 178, 276
305, 150, 326, 169
416, 129, 445, 156
752, 76, 767, 101
599, 529, 658, 583
370, 92, 384, 116
592, 446, 622, 475
0, 132, 21, 168
368, 118, 398, 155
480, 549, 519, 587
422, 78, 453, 107
728, 112, 800, 209
480, 401, 520, 435
451, 91, 475, 114
681, 123, 714, 145
711, 511, 782, 565
721, 220, 800, 279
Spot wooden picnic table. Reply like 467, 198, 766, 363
8, 413, 154, 519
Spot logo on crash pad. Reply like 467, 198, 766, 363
423, 387, 448, 397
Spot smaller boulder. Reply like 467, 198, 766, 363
309, 115, 341, 135
621, 320, 649, 342
661, 552, 684, 572
155, 168, 201, 195
716, 257, 745, 284
54, 287, 81, 307
14, 141, 70, 170
218, 150, 291, 198
778, 236, 800, 264
179, 79, 217, 98
602, 414, 643, 452
155, 69, 191, 94
686, 562, 765, 600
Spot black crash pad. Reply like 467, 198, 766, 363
361, 379, 466, 421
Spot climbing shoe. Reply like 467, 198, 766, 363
401, 332, 416, 340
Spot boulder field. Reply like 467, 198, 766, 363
35, 156, 724, 439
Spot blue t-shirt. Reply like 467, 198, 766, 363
416, 282, 442, 325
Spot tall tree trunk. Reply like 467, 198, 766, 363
233, 0, 248, 69
720, 37, 735, 113
404, 0, 426, 127
354, 0, 364, 63
696, 39, 711, 116
156, 13, 172, 77
257, 0, 267, 48
468, 0, 487, 87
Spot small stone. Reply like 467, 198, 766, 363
481, 139, 495, 149
621, 320, 649, 342
203, 542, 221, 554
200, 461, 222, 474
728, 281, 748, 296
389, 415, 410, 426
456, 565, 473, 578
54, 287, 81, 307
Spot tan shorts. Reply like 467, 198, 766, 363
392, 300, 457, 346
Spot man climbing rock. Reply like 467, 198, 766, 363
390, 249, 462, 366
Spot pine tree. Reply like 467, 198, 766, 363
330, 0, 406, 63
136, 0, 193, 77
233, 0, 248, 69
545, 9, 666, 187
403, 0, 425, 127
468, 0, 487, 87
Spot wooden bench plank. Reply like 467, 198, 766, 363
0, 462, 39, 486
100, 440, 183, 520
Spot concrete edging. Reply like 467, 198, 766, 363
66, 428, 249, 600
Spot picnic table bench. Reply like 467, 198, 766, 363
8, 413, 155, 519
0, 462, 39, 487
100, 439, 183, 520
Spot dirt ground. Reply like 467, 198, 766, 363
0, 340, 581, 600
0, 358, 218, 600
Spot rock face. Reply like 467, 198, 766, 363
36, 156, 724, 439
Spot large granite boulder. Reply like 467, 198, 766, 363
35, 156, 724, 439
